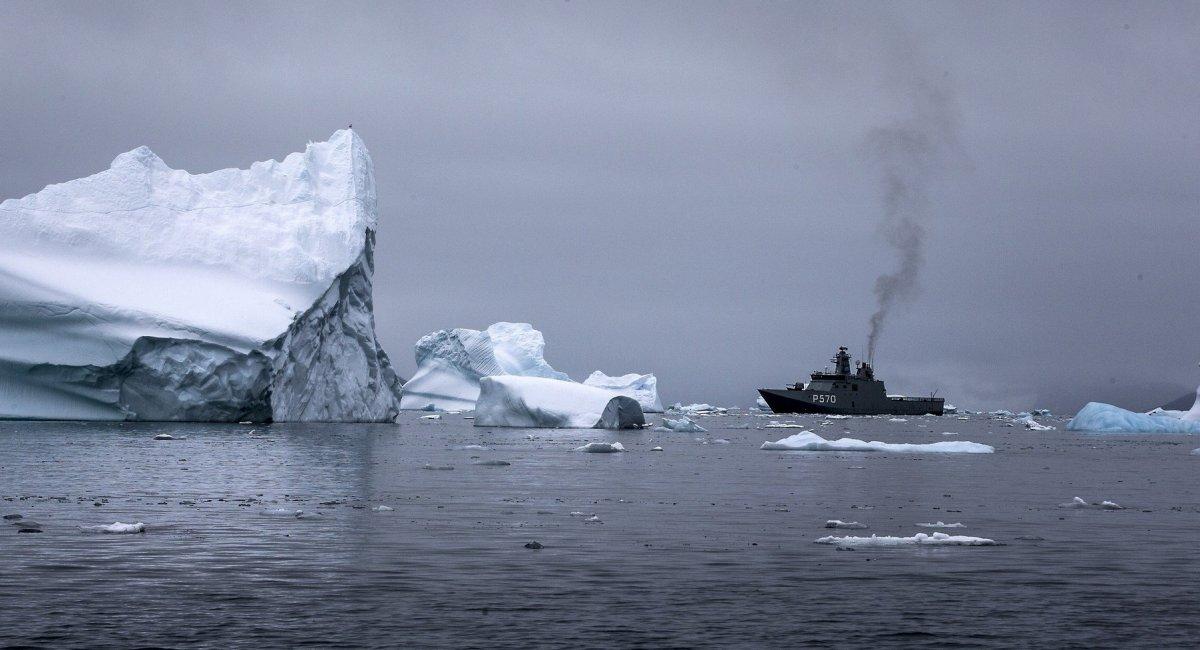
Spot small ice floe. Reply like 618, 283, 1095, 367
658, 417, 706, 433
815, 532, 998, 547
575, 442, 626, 453
670, 403, 728, 415
473, 460, 512, 466
940, 432, 959, 436
1192, 448, 1200, 455
261, 508, 304, 517
651, 446, 664, 451
711, 438, 731, 444
824, 520, 868, 529
1032, 409, 1052, 417
1015, 415, 1054, 431
422, 464, 455, 471
82, 522, 146, 534
760, 430, 994, 454
916, 521, 965, 528
569, 511, 590, 517
888, 418, 908, 423
420, 414, 442, 420
826, 414, 851, 420
1059, 497, 1124, 510
153, 434, 175, 440
584, 515, 603, 523
990, 410, 1015, 417
956, 416, 970, 421
372, 505, 394, 512
764, 422, 807, 429
453, 444, 489, 451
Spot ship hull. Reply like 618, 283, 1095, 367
758, 388, 943, 416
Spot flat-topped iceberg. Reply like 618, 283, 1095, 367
815, 532, 998, 547
1066, 401, 1200, 434
473, 376, 645, 429
760, 430, 993, 453
0, 130, 403, 421
583, 371, 662, 413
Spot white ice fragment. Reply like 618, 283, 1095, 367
888, 418, 908, 423
940, 432, 959, 436
660, 417, 706, 433
1015, 415, 1054, 430
760, 430, 994, 454
584, 515, 603, 523
824, 520, 868, 529
1059, 497, 1125, 510
569, 511, 589, 517
815, 532, 997, 547
420, 414, 441, 420
763, 422, 807, 429
474, 376, 644, 429
712, 438, 731, 444
1067, 401, 1200, 433
651, 446, 663, 451
372, 505, 394, 512
916, 521, 965, 528
261, 508, 304, 517
153, 434, 175, 440
826, 414, 852, 420
82, 522, 146, 534
575, 441, 626, 453
453, 444, 489, 451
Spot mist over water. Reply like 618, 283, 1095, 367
865, 48, 963, 363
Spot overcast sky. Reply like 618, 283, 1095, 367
2, 1, 1197, 412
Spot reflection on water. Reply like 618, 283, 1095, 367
2, 415, 1198, 647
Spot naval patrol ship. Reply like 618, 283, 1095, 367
758, 347, 944, 416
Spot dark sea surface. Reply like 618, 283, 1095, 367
1, 411, 1198, 648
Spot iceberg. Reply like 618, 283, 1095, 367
0, 130, 402, 421
658, 416, 707, 433
1015, 415, 1055, 431
582, 371, 662, 413
760, 430, 993, 453
815, 532, 998, 547
1066, 402, 1200, 434
473, 376, 645, 429
398, 322, 568, 411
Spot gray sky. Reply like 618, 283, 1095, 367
3, 1, 1198, 412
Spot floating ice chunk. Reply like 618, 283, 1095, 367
826, 414, 852, 420
474, 376, 645, 429
824, 520, 868, 529
583, 371, 662, 413
815, 532, 997, 547
1059, 497, 1124, 510
575, 441, 626, 453
888, 418, 908, 423
1066, 402, 1200, 433
372, 505, 394, 512
1032, 409, 1052, 417
760, 430, 994, 454
651, 446, 663, 451
453, 444, 489, 451
916, 521, 965, 528
943, 404, 958, 414
83, 522, 146, 534
569, 511, 589, 517
990, 410, 1014, 417
940, 432, 959, 436
261, 508, 304, 517
153, 434, 175, 440
584, 515, 603, 523
420, 414, 441, 420
712, 438, 731, 444
1193, 448, 1200, 455
1015, 415, 1055, 431
660, 417, 706, 433
764, 422, 807, 429
671, 403, 727, 415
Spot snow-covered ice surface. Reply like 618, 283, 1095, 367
583, 371, 663, 413
1066, 402, 1200, 434
760, 430, 994, 454
473, 376, 645, 429
3, 413, 1199, 647
0, 130, 402, 421
814, 532, 998, 547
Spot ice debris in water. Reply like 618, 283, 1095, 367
756, 395, 771, 410
420, 414, 441, 420
763, 422, 807, 429
372, 505, 394, 512
658, 417, 706, 433
1059, 497, 1124, 510
474, 376, 645, 429
815, 532, 998, 547
888, 418, 908, 423
760, 430, 994, 454
670, 403, 727, 415
1066, 402, 1200, 433
569, 511, 589, 517
261, 508, 304, 517
1015, 415, 1054, 430
651, 446, 664, 451
824, 520, 868, 529
916, 521, 965, 528
575, 442, 626, 453
453, 444, 489, 451
584, 515, 603, 523
82, 522, 146, 534
153, 433, 175, 440
711, 438, 731, 444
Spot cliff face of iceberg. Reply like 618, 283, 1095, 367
473, 375, 645, 429
0, 130, 402, 421
398, 322, 567, 411
583, 371, 662, 413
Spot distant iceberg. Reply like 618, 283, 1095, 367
1066, 401, 1200, 434
760, 430, 993, 453
583, 371, 662, 413
0, 130, 402, 421
473, 376, 645, 429
815, 532, 998, 547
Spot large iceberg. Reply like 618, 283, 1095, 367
0, 130, 403, 421
473, 376, 645, 429
1066, 401, 1200, 434
398, 322, 568, 411
582, 371, 662, 413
